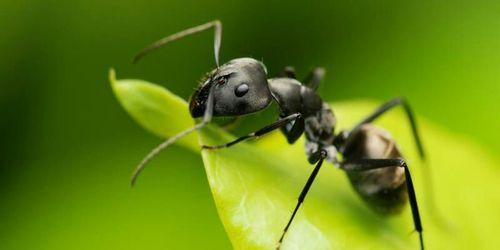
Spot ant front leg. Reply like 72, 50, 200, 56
340, 158, 424, 250
202, 113, 301, 150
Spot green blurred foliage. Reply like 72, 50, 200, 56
1, 0, 499, 249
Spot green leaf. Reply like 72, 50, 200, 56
110, 71, 500, 249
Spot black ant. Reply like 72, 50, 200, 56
131, 20, 425, 250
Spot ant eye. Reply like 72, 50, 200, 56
217, 76, 227, 85
234, 83, 249, 97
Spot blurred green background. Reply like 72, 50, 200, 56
1, 0, 499, 249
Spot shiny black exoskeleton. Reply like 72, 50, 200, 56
131, 20, 426, 250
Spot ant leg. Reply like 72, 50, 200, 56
341, 158, 424, 250
346, 97, 425, 160
280, 66, 297, 78
276, 150, 327, 250
303, 67, 325, 91
130, 85, 216, 186
134, 20, 222, 66
202, 113, 301, 150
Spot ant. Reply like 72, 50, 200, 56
131, 20, 425, 250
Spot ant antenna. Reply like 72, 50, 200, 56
133, 20, 222, 67
130, 84, 216, 186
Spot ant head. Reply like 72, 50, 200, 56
189, 58, 272, 118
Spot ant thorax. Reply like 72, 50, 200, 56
304, 103, 339, 164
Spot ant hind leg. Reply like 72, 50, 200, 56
341, 158, 424, 250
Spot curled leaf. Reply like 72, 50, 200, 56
109, 69, 197, 151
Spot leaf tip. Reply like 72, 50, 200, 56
109, 68, 117, 87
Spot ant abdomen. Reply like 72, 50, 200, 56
343, 124, 408, 214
